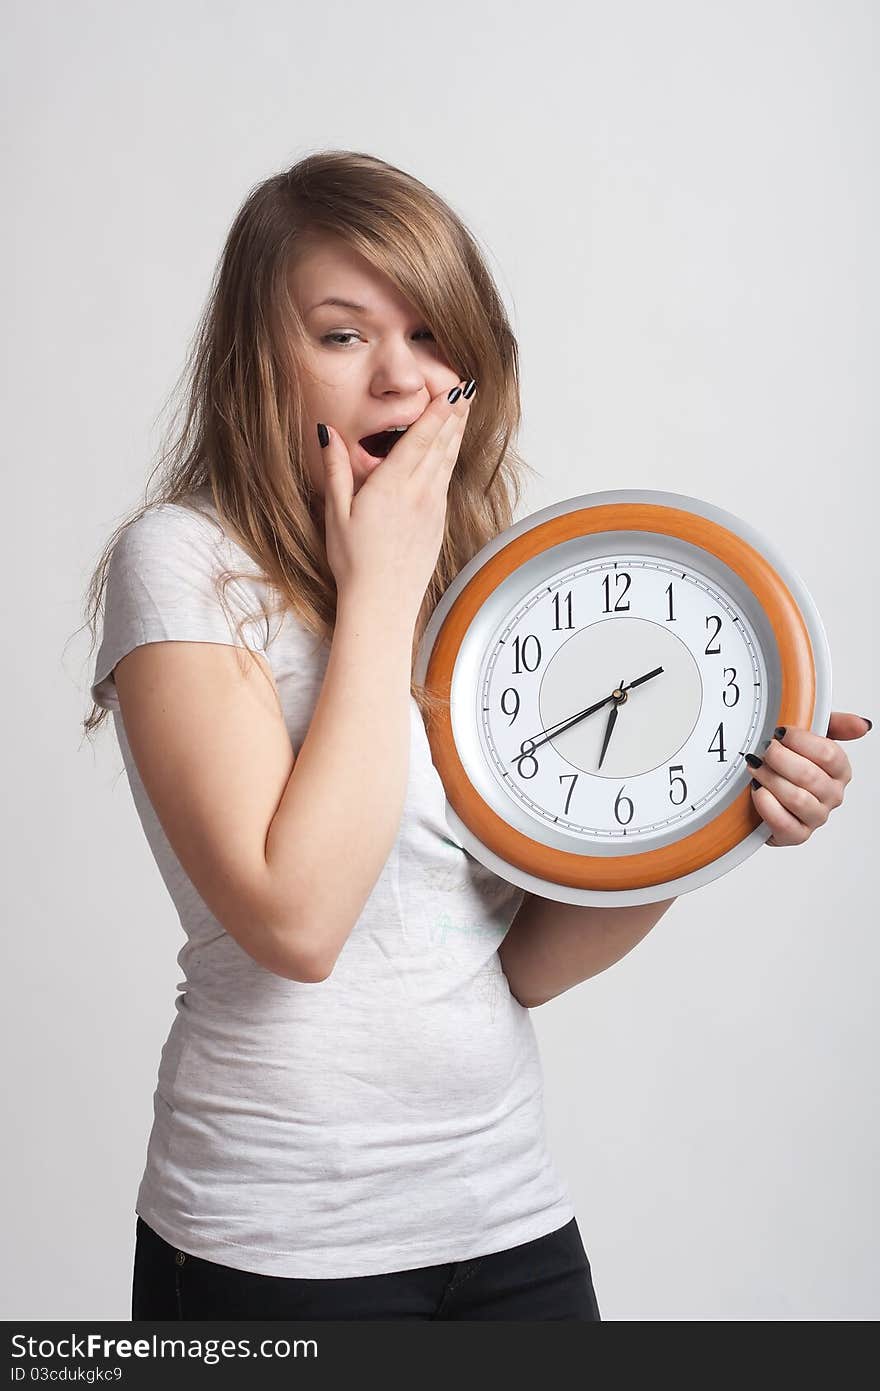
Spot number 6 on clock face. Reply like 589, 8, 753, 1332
414, 489, 832, 908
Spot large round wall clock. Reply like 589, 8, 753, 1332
414, 488, 832, 907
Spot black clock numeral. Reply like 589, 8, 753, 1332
500, 686, 520, 725
602, 572, 631, 613
559, 772, 578, 816
708, 721, 727, 762
552, 589, 574, 630
705, 614, 722, 654
665, 581, 676, 622
515, 739, 539, 779
722, 668, 740, 707
613, 786, 635, 825
668, 765, 688, 806
513, 633, 542, 674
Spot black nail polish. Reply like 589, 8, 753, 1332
751, 778, 761, 789
447, 386, 462, 403
774, 726, 787, 740
462, 379, 477, 399
317, 422, 329, 447
745, 753, 763, 768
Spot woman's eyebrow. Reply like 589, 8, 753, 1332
307, 296, 372, 315
306, 297, 429, 328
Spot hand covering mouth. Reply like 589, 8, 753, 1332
358, 425, 410, 458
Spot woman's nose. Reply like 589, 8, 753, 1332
369, 339, 429, 391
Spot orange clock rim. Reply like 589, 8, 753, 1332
422, 502, 815, 891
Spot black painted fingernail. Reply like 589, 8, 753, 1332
751, 778, 761, 789
862, 717, 873, 731
317, 422, 329, 447
745, 753, 763, 768
447, 385, 462, 402
774, 726, 787, 740
462, 379, 477, 399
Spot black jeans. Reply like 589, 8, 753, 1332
131, 1215, 601, 1321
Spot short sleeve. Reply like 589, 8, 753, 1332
90, 502, 269, 712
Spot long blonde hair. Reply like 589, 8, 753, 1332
79, 148, 536, 739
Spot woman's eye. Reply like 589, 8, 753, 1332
321, 330, 436, 347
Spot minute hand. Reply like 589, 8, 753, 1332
508, 665, 664, 763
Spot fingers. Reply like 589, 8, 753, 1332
749, 723, 866, 849
410, 383, 474, 483
317, 422, 353, 518
751, 771, 830, 836
762, 725, 852, 786
826, 710, 873, 741
370, 380, 473, 482
749, 728, 847, 845
752, 784, 814, 847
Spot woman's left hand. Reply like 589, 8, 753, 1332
750, 712, 872, 847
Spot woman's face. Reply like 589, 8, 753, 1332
289, 236, 462, 498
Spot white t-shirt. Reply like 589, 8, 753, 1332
90, 484, 575, 1278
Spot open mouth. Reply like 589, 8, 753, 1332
358, 425, 409, 459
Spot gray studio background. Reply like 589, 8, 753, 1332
4, 0, 877, 1321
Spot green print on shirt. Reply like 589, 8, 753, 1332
427, 911, 508, 950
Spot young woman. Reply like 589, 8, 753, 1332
83, 149, 601, 1321
83, 149, 866, 1322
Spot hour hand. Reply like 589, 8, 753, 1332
597, 702, 619, 770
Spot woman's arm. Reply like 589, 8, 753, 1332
499, 894, 678, 1007
113, 588, 415, 983
264, 590, 415, 978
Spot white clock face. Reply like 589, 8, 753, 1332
477, 552, 768, 847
